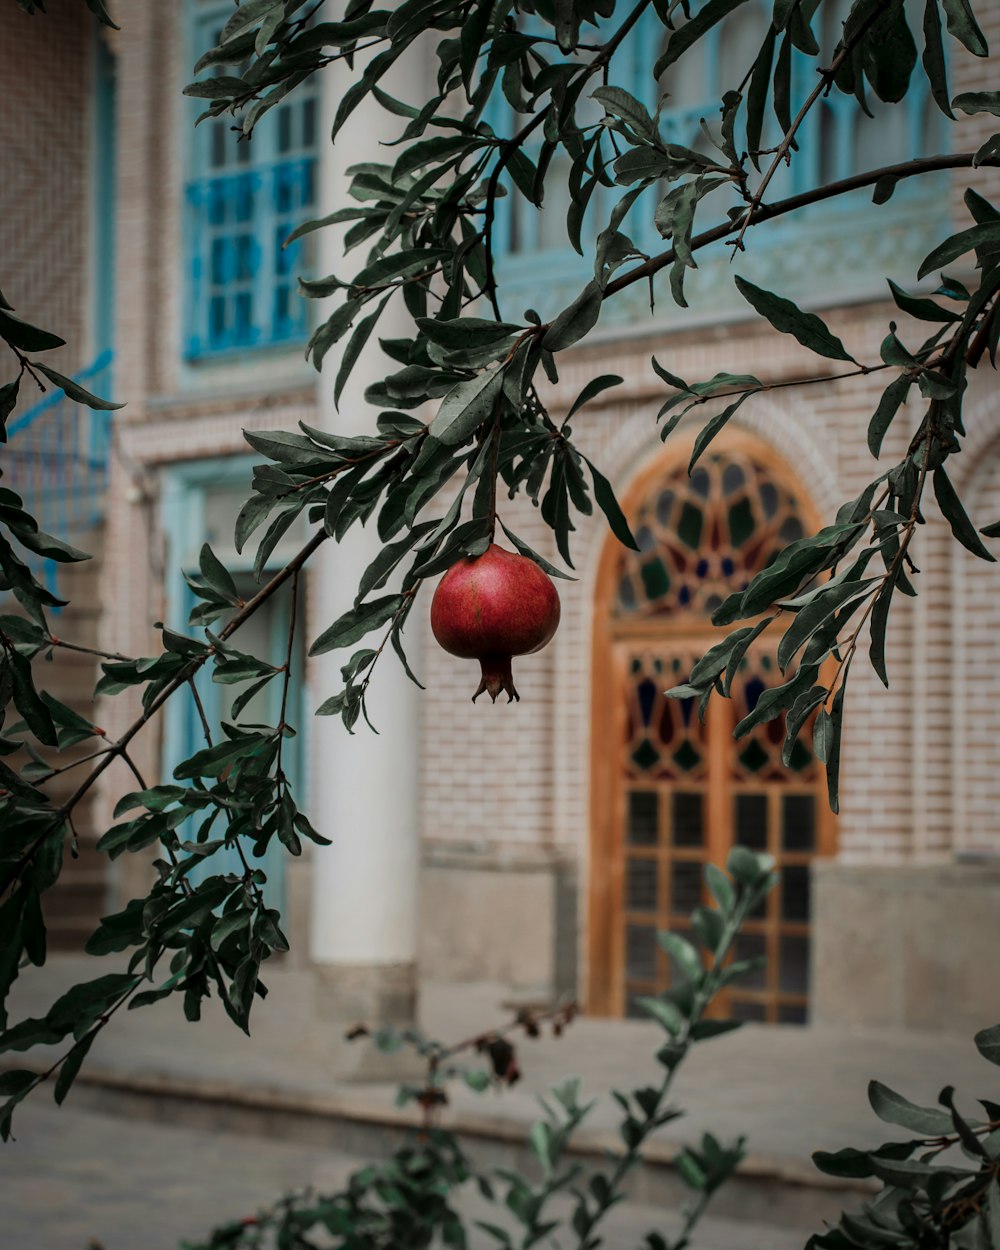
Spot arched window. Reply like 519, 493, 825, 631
590, 436, 835, 1022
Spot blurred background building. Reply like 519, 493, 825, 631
2, 0, 999, 1042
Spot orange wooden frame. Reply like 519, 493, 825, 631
586, 428, 837, 1017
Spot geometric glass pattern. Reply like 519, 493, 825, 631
612, 448, 829, 1025
185, 3, 318, 358
615, 449, 805, 620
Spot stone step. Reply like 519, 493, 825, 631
25, 1058, 868, 1235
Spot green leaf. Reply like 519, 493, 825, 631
868, 375, 913, 458
0, 1069, 36, 1098
812, 1147, 878, 1179
542, 281, 603, 353
727, 845, 773, 887
172, 733, 268, 781
0, 376, 20, 439
746, 26, 776, 167
940, 0, 988, 56
934, 466, 996, 561
734, 277, 856, 362
636, 995, 684, 1035
585, 458, 639, 551
0, 309, 65, 353
869, 580, 894, 688
657, 931, 702, 982
689, 392, 754, 471
32, 363, 124, 411
198, 544, 239, 604
0, 1016, 62, 1053
655, 0, 751, 75
868, 1079, 955, 1135
428, 367, 503, 447
921, 0, 954, 118
777, 579, 877, 670
705, 863, 735, 914
592, 86, 656, 141
565, 374, 623, 422
918, 222, 1000, 280
54, 1032, 96, 1105
335, 294, 391, 408
953, 91, 1000, 116
9, 650, 56, 745
309, 594, 403, 656
975, 1024, 1000, 1065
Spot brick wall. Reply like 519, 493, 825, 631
0, 3, 93, 372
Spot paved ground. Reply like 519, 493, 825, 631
3, 958, 996, 1250
2, 1101, 805, 1250
5, 959, 992, 1171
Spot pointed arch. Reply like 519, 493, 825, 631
588, 428, 836, 1019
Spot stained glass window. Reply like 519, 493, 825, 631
607, 445, 830, 1025
615, 449, 805, 619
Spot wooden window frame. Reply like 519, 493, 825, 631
587, 429, 836, 1017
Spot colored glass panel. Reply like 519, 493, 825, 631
735, 793, 768, 849
628, 791, 659, 846
626, 859, 658, 912
781, 865, 811, 923
614, 450, 806, 619
782, 794, 816, 851
670, 862, 702, 916
672, 793, 703, 846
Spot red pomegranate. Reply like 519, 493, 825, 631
430, 543, 561, 703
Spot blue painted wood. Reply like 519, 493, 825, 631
160, 457, 307, 912
183, 2, 319, 360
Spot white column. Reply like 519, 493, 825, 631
307, 40, 425, 1034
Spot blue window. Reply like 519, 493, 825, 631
184, 3, 318, 359
161, 459, 309, 910
492, 1, 945, 317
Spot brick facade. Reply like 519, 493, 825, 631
85, 3, 1000, 1015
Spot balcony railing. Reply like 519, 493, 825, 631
4, 351, 114, 596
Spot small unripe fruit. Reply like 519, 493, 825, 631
430, 543, 561, 702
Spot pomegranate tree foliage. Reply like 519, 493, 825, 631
0, 0, 997, 1241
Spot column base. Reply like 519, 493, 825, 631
313, 961, 424, 1082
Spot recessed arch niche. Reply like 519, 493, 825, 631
588, 429, 836, 1021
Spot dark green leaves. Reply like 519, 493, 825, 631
542, 281, 603, 352
734, 277, 857, 363
655, 0, 750, 75
939, 0, 988, 56
974, 1024, 1000, 1065
868, 1080, 955, 1136
0, 309, 65, 353
428, 368, 504, 446
310, 595, 404, 656
953, 91, 1000, 116
934, 467, 996, 561
918, 222, 1000, 280
868, 376, 912, 458
585, 459, 638, 551
32, 363, 123, 411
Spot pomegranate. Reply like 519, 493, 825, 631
430, 543, 561, 703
